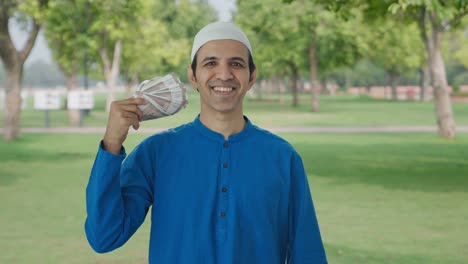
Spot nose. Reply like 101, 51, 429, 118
215, 62, 234, 81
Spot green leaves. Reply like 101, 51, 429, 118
235, 0, 367, 79
44, 0, 93, 74
367, 19, 424, 76
43, 0, 217, 82
389, 0, 468, 24
16, 0, 49, 23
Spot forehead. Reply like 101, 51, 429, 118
196, 39, 249, 61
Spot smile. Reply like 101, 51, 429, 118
213, 87, 234, 92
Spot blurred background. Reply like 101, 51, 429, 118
0, 0, 467, 263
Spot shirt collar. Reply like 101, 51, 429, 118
192, 115, 253, 143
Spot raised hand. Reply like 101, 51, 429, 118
102, 98, 147, 154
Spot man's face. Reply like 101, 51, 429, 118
188, 39, 256, 117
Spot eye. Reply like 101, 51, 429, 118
204, 61, 216, 67
231, 62, 245, 68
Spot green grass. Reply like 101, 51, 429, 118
1, 133, 467, 263
3, 92, 468, 128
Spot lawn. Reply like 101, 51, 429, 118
1, 133, 467, 263
3, 91, 468, 128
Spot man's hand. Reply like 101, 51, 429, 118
103, 98, 147, 154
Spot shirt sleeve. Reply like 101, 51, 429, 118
84, 141, 154, 253
287, 151, 327, 263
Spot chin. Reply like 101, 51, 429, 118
213, 105, 238, 113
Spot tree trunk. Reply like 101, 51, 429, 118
430, 28, 456, 139
344, 68, 352, 91
389, 72, 400, 101
429, 13, 456, 139
279, 76, 286, 104
99, 39, 122, 112
289, 63, 299, 107
273, 76, 283, 103
4, 65, 23, 140
417, 7, 432, 103
0, 12, 41, 140
65, 71, 80, 126
298, 79, 304, 94
419, 65, 431, 101
320, 79, 327, 95
309, 40, 320, 112
418, 8, 456, 138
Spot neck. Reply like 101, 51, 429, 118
199, 111, 246, 140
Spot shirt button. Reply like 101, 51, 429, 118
222, 187, 228, 192
223, 163, 228, 168
223, 142, 229, 148
220, 212, 226, 217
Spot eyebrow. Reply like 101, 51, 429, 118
201, 56, 247, 64
229, 57, 246, 64
201, 56, 218, 63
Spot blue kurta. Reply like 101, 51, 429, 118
85, 116, 327, 263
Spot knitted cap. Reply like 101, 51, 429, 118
190, 21, 253, 63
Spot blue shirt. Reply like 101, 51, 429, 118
85, 116, 327, 263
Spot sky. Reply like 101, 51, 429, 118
10, 0, 236, 65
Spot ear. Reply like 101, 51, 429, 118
187, 64, 198, 91
247, 68, 257, 91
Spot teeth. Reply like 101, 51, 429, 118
213, 87, 233, 92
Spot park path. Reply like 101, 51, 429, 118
2, 126, 468, 134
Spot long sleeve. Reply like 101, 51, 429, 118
84, 141, 154, 253
287, 152, 327, 263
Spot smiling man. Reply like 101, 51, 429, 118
85, 22, 327, 264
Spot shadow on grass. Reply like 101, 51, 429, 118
294, 135, 468, 193
325, 243, 460, 264
0, 151, 93, 186
0, 144, 93, 162
91, 258, 147, 264
2, 133, 467, 193
0, 136, 95, 186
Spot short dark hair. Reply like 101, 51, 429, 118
190, 51, 256, 80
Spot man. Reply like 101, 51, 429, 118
85, 21, 327, 263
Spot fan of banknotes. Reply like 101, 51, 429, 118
133, 73, 188, 121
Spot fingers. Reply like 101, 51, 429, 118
118, 104, 144, 121
121, 110, 139, 119
104, 98, 147, 149
110, 99, 146, 121
124, 97, 148, 105
112, 108, 141, 128
121, 112, 141, 130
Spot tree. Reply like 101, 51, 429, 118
236, 0, 308, 107
236, 0, 366, 109
312, 0, 467, 138
304, 6, 367, 110
113, 1, 169, 96
348, 60, 388, 87
367, 20, 423, 100
119, 0, 216, 95
451, 27, 468, 69
152, 0, 217, 82
119, 17, 173, 96
389, 0, 468, 138
82, 0, 143, 112
442, 23, 468, 90
0, 0, 49, 141
45, 0, 92, 125
389, 1, 467, 138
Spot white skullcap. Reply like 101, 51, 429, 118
190, 21, 253, 63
